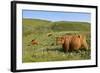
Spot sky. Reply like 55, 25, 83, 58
22, 10, 91, 23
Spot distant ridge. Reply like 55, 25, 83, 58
23, 18, 90, 24
22, 18, 90, 32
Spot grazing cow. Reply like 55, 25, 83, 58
31, 39, 39, 45
56, 34, 88, 52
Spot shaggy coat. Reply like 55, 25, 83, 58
56, 35, 88, 52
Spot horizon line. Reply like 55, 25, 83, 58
22, 18, 91, 23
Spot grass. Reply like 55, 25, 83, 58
22, 19, 91, 63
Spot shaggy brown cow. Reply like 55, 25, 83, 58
31, 39, 39, 45
56, 34, 88, 52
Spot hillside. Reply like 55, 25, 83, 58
22, 19, 90, 35
52, 21, 90, 31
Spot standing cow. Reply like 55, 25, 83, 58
56, 34, 88, 52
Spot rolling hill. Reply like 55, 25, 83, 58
22, 19, 90, 35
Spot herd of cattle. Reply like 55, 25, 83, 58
31, 33, 89, 52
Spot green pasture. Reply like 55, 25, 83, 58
22, 19, 91, 63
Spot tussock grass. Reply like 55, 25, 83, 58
22, 19, 91, 63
